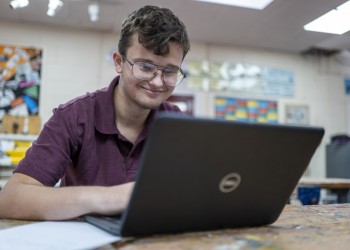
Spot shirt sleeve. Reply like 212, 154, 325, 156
15, 107, 80, 186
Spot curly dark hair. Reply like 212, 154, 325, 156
118, 5, 190, 60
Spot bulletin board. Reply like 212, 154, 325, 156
215, 96, 278, 123
0, 44, 42, 122
186, 60, 294, 97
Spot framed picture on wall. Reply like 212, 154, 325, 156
167, 95, 194, 116
285, 104, 309, 125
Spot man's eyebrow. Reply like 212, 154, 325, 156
133, 58, 180, 69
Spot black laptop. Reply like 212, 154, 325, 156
84, 113, 324, 237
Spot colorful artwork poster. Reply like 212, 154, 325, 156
215, 97, 278, 123
0, 44, 42, 121
187, 60, 294, 97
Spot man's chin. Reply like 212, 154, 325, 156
138, 100, 161, 110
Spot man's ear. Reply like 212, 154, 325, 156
113, 52, 123, 73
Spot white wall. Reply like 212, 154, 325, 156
0, 21, 118, 125
1, 21, 350, 177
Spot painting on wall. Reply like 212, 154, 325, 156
215, 96, 278, 123
167, 95, 194, 116
0, 44, 42, 123
285, 104, 309, 125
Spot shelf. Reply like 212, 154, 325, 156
0, 133, 38, 142
0, 171, 12, 177
0, 163, 16, 168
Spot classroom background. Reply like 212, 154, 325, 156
0, 0, 350, 185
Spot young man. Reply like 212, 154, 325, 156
0, 5, 190, 220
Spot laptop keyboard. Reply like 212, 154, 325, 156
83, 214, 123, 235
100, 215, 122, 224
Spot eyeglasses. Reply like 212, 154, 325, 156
123, 56, 186, 86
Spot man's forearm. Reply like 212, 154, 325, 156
0, 175, 134, 220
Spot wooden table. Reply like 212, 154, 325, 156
1, 204, 350, 250
299, 177, 350, 203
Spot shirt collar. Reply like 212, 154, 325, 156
94, 76, 119, 134
94, 76, 158, 136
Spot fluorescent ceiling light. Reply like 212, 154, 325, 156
9, 0, 29, 9
194, 0, 274, 10
47, 0, 63, 17
88, 2, 99, 22
304, 1, 350, 35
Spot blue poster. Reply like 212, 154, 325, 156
345, 78, 350, 95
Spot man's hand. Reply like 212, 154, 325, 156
95, 182, 135, 215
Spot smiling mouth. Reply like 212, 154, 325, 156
141, 86, 165, 94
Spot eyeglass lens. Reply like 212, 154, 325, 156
132, 61, 184, 86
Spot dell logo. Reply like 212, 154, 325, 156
219, 173, 241, 193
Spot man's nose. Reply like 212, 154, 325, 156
148, 70, 164, 87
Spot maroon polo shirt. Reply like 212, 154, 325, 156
15, 76, 180, 187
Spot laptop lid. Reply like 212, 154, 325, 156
121, 113, 324, 236
113, 113, 324, 236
